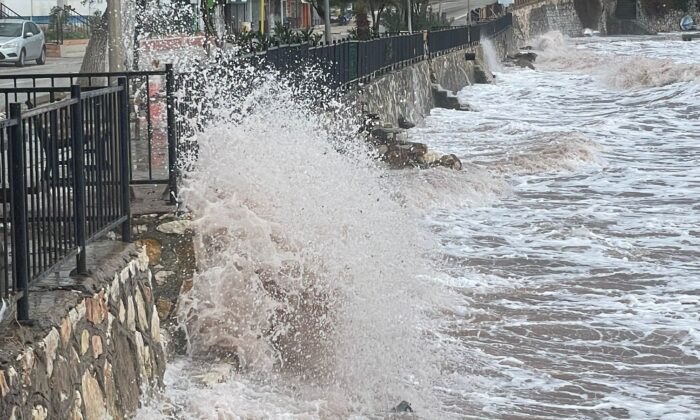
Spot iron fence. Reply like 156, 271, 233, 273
0, 81, 130, 320
45, 6, 93, 45
0, 4, 22, 19
428, 14, 513, 57
0, 70, 177, 202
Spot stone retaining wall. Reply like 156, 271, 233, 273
511, 0, 592, 44
356, 36, 516, 127
0, 243, 165, 419
637, 4, 700, 33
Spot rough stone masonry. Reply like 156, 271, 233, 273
0, 244, 165, 419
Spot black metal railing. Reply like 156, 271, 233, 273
46, 5, 93, 45
427, 14, 513, 57
0, 4, 22, 19
0, 81, 130, 320
0, 70, 176, 202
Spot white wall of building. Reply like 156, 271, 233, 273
1, 0, 107, 18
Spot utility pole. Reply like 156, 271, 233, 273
261, 0, 265, 33
108, 0, 125, 71
323, 0, 331, 43
280, 0, 284, 25
467, 0, 472, 26
467, 0, 471, 43
406, 0, 412, 32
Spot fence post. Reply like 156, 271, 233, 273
165, 63, 178, 205
8, 103, 30, 321
70, 85, 88, 276
118, 78, 132, 242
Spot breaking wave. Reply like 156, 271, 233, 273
532, 31, 700, 89
165, 58, 458, 417
481, 132, 602, 175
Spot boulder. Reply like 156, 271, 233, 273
398, 116, 415, 129
391, 401, 413, 413
439, 154, 463, 170
508, 52, 537, 70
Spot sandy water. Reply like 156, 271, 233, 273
409, 34, 700, 418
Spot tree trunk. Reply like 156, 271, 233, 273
78, 7, 109, 83
375, 6, 385, 31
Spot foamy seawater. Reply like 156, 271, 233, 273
408, 35, 700, 418
138, 35, 699, 419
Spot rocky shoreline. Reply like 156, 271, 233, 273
362, 113, 463, 171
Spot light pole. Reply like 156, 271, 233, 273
280, 0, 284, 25
406, 0, 412, 32
261, 0, 265, 33
466, 0, 471, 43
323, 0, 331, 43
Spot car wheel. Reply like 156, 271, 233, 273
15, 49, 25, 67
36, 47, 46, 65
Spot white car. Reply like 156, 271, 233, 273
0, 19, 46, 67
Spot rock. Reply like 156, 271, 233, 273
81, 371, 106, 420
154, 270, 175, 286
371, 127, 402, 144
392, 400, 413, 413
180, 278, 194, 294
132, 224, 148, 235
69, 391, 83, 420
377, 144, 389, 156
385, 148, 411, 168
156, 298, 173, 320
515, 58, 535, 69
398, 116, 415, 129
31, 405, 48, 420
110, 274, 121, 304
134, 332, 147, 378
0, 370, 9, 397
156, 220, 190, 235
151, 310, 161, 344
118, 300, 126, 324
439, 154, 463, 170
474, 64, 492, 84
42, 328, 60, 378
137, 238, 162, 265
60, 318, 72, 348
91, 335, 103, 359
127, 297, 136, 332
85, 292, 107, 325
143, 286, 152, 304
508, 52, 537, 69
135, 289, 148, 332
103, 363, 117, 414
418, 150, 441, 166
80, 330, 90, 355
403, 142, 427, 157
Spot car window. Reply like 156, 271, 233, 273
0, 22, 23, 37
29, 23, 40, 34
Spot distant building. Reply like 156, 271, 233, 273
0, 0, 107, 23
221, 0, 316, 33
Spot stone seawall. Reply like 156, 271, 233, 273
637, 6, 700, 33
0, 243, 165, 419
356, 36, 516, 126
511, 0, 594, 44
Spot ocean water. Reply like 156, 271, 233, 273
138, 33, 700, 419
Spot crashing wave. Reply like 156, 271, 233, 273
531, 31, 700, 89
